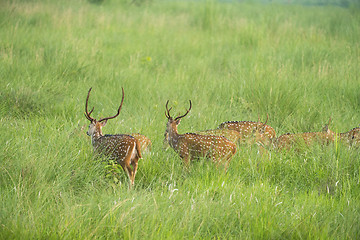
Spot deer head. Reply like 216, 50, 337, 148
321, 117, 334, 135
164, 100, 192, 143
84, 87, 124, 139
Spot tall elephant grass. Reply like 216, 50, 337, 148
1, 0, 360, 239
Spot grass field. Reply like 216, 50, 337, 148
1, 0, 360, 238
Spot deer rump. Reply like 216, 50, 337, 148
94, 134, 142, 162
176, 133, 236, 162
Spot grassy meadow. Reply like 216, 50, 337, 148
1, 0, 360, 238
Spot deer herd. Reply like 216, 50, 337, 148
84, 88, 360, 188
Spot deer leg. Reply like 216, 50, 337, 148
179, 146, 190, 169
180, 153, 190, 169
222, 151, 235, 172
121, 163, 131, 183
120, 165, 131, 189
117, 157, 131, 188
128, 145, 140, 187
121, 145, 136, 188
131, 160, 138, 184
180, 156, 190, 170
125, 165, 134, 187
118, 161, 128, 183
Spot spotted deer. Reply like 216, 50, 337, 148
84, 87, 142, 187
217, 114, 276, 146
339, 125, 360, 147
164, 100, 237, 170
275, 118, 335, 150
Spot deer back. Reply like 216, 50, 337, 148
195, 129, 240, 144
94, 134, 142, 160
177, 133, 237, 163
218, 121, 276, 144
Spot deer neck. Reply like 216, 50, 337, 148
91, 125, 104, 147
168, 125, 181, 150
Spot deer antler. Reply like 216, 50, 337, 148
175, 100, 192, 121
85, 87, 96, 122
263, 113, 269, 126
165, 100, 173, 119
98, 87, 125, 123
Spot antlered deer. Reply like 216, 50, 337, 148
217, 114, 276, 146
164, 100, 237, 170
275, 118, 335, 150
84, 87, 142, 188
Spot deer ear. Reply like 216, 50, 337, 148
175, 119, 181, 125
101, 120, 107, 127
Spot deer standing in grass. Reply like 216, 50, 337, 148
217, 114, 276, 146
275, 118, 335, 150
84, 87, 142, 188
164, 100, 237, 170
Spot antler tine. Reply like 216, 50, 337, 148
165, 100, 173, 119
88, 107, 94, 116
175, 100, 192, 121
99, 87, 125, 123
84, 106, 95, 121
263, 113, 269, 126
85, 87, 95, 122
